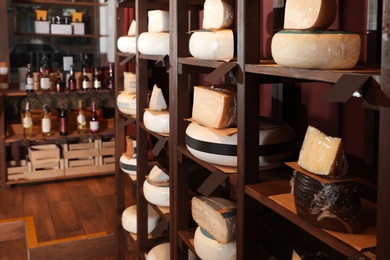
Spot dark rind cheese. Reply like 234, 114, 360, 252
293, 171, 362, 234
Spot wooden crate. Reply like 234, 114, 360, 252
62, 140, 100, 176
27, 159, 64, 180
28, 144, 60, 165
7, 160, 28, 180
97, 139, 115, 173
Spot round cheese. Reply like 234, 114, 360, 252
116, 92, 137, 116
138, 32, 169, 56
119, 154, 137, 175
271, 30, 361, 69
143, 109, 169, 135
143, 179, 170, 207
203, 0, 234, 29
117, 36, 137, 53
194, 226, 236, 260
146, 242, 170, 260
121, 204, 160, 234
189, 29, 234, 61
148, 10, 169, 32
284, 0, 337, 29
185, 119, 295, 167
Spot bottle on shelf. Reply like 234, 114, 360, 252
68, 65, 76, 91
41, 104, 51, 137
106, 63, 115, 90
54, 70, 64, 92
40, 54, 51, 74
40, 65, 51, 92
81, 67, 90, 91
81, 53, 93, 73
77, 100, 87, 134
89, 101, 99, 133
22, 101, 33, 138
93, 67, 102, 91
59, 103, 68, 136
26, 63, 34, 93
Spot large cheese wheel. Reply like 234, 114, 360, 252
189, 30, 234, 61
143, 179, 170, 207
148, 10, 169, 32
185, 118, 295, 167
284, 0, 337, 29
117, 36, 137, 53
119, 153, 137, 175
191, 196, 236, 244
194, 226, 236, 260
203, 0, 234, 29
121, 204, 160, 234
271, 30, 361, 70
146, 243, 170, 260
116, 92, 136, 116
143, 109, 169, 135
138, 32, 169, 56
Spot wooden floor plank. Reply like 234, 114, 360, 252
86, 177, 115, 197
95, 195, 116, 231
33, 216, 57, 242
1, 239, 28, 259
44, 181, 71, 202
68, 185, 101, 213
0, 187, 22, 208
78, 210, 113, 235
49, 200, 84, 238
22, 189, 51, 218
0, 207, 24, 220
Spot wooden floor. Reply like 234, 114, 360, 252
0, 174, 136, 259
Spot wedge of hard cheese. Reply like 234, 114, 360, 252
149, 84, 167, 111
191, 196, 236, 244
284, 0, 337, 29
298, 126, 348, 178
203, 0, 234, 29
191, 85, 237, 129
148, 165, 169, 183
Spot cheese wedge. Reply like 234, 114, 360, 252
148, 165, 169, 183
191, 85, 237, 129
203, 0, 234, 29
191, 196, 237, 244
148, 10, 169, 32
138, 32, 169, 56
298, 125, 348, 178
284, 0, 337, 29
124, 71, 136, 94
149, 84, 167, 111
128, 20, 136, 36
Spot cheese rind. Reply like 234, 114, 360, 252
191, 85, 237, 129
284, 0, 337, 29
298, 125, 348, 178
191, 196, 237, 244
117, 36, 137, 53
149, 84, 167, 111
203, 0, 234, 29
148, 165, 169, 183
143, 110, 169, 134
138, 32, 169, 56
143, 179, 170, 207
121, 205, 160, 234
148, 10, 169, 32
189, 29, 234, 61
116, 92, 137, 116
271, 30, 361, 70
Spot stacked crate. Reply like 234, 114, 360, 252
27, 144, 64, 179
97, 138, 115, 173
62, 140, 100, 176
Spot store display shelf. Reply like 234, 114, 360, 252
12, 0, 106, 7
13, 32, 108, 38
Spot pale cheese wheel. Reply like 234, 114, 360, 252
145, 243, 170, 260
148, 10, 169, 32
143, 109, 169, 135
284, 0, 337, 29
119, 154, 137, 175
138, 32, 169, 56
116, 92, 137, 116
117, 36, 137, 53
271, 30, 361, 70
203, 0, 234, 29
185, 119, 295, 167
121, 204, 160, 234
143, 179, 170, 207
124, 72, 136, 94
194, 226, 236, 260
189, 30, 234, 61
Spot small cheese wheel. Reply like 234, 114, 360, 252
116, 92, 137, 116
146, 243, 170, 260
189, 29, 234, 61
121, 204, 160, 234
143, 110, 169, 135
119, 154, 137, 175
117, 36, 137, 53
143, 179, 170, 207
124, 72, 136, 94
271, 30, 361, 70
138, 32, 169, 56
284, 0, 337, 29
203, 0, 234, 29
148, 10, 169, 32
194, 226, 236, 260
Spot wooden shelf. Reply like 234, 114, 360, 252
12, 0, 106, 7
13, 32, 108, 38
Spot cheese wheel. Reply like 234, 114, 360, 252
117, 36, 137, 53
271, 30, 361, 69
185, 119, 295, 167
189, 30, 234, 61
298, 125, 348, 178
146, 243, 170, 260
203, 0, 234, 29
148, 10, 169, 32
124, 72, 136, 94
143, 110, 169, 135
138, 32, 169, 56
143, 179, 170, 207
119, 154, 137, 175
284, 0, 337, 29
191, 196, 236, 244
194, 226, 236, 260
116, 92, 136, 116
148, 165, 169, 183
121, 204, 160, 234
191, 85, 237, 129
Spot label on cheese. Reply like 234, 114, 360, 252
203, 0, 234, 29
